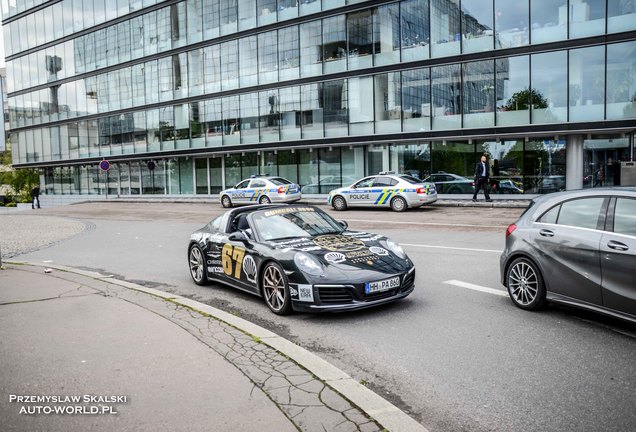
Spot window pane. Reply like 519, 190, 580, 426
496, 55, 530, 126
220, 0, 238, 35
258, 0, 276, 26
614, 198, 636, 236
432, 64, 461, 130
463, 60, 494, 128
323, 80, 348, 137
462, 0, 493, 53
558, 198, 604, 229
402, 68, 431, 132
524, 139, 566, 193
221, 40, 239, 90
570, 0, 605, 38
222, 95, 240, 145
260, 90, 280, 142
569, 46, 605, 122
259, 31, 278, 85
323, 16, 347, 73
375, 3, 400, 66
301, 83, 323, 139
401, 0, 430, 61
203, 0, 220, 39
431, 0, 460, 57
608, 0, 636, 32
349, 76, 374, 135
495, 1, 529, 48
240, 93, 259, 144
375, 73, 402, 134
606, 41, 636, 120
347, 10, 374, 70
300, 21, 322, 77
279, 86, 301, 141
531, 51, 567, 124
530, 0, 567, 44
279, 26, 300, 81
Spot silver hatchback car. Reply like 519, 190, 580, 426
328, 172, 437, 212
500, 188, 636, 323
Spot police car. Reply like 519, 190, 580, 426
328, 172, 437, 212
220, 175, 302, 208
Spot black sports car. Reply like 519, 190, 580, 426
187, 204, 415, 314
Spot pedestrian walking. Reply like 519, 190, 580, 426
31, 184, 41, 209
472, 155, 492, 202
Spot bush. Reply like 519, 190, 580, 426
5, 202, 16, 207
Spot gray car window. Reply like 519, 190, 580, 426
538, 205, 560, 224
557, 198, 605, 230
614, 198, 636, 237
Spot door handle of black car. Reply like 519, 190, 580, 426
539, 229, 555, 237
607, 240, 629, 251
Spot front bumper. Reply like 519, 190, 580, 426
290, 268, 415, 313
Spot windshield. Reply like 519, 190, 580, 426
252, 207, 343, 241
269, 177, 292, 186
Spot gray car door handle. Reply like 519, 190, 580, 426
607, 240, 629, 251
539, 229, 555, 237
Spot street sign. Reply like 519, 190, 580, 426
99, 160, 111, 171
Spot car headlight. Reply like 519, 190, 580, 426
294, 252, 323, 276
384, 239, 407, 260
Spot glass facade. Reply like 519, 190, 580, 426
3, 0, 636, 196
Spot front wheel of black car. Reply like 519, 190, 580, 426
262, 262, 292, 315
506, 257, 546, 310
332, 195, 347, 211
391, 196, 408, 212
221, 195, 232, 208
189, 245, 209, 286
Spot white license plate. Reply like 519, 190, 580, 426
365, 276, 400, 294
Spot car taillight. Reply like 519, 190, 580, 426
416, 187, 425, 194
278, 186, 286, 194
506, 223, 517, 238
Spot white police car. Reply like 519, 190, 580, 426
328, 172, 437, 212
220, 175, 302, 208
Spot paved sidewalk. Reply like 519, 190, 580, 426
0, 264, 381, 432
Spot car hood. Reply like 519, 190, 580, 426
267, 231, 411, 273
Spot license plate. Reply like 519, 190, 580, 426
365, 276, 400, 294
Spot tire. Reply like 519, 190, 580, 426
261, 262, 292, 315
259, 195, 271, 204
505, 257, 546, 310
188, 244, 209, 286
221, 195, 232, 208
390, 196, 408, 212
332, 195, 347, 211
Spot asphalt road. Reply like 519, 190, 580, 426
10, 202, 636, 432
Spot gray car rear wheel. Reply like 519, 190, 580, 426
332, 195, 347, 211
506, 257, 546, 310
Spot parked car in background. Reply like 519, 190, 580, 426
537, 175, 566, 194
422, 172, 475, 194
493, 179, 524, 194
219, 175, 301, 207
500, 187, 636, 323
328, 172, 437, 212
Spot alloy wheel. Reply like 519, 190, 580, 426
508, 261, 539, 306
189, 246, 206, 284
263, 264, 286, 313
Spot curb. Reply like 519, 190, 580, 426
9, 261, 428, 432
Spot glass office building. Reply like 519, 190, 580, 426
2, 0, 636, 196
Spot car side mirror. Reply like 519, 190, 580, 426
338, 220, 348, 230
228, 232, 248, 243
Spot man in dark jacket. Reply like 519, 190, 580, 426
31, 184, 41, 209
472, 155, 492, 202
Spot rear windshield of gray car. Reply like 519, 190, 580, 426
269, 177, 292, 185
399, 176, 422, 184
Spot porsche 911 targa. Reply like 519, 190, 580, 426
188, 204, 415, 314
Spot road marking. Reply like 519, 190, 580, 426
444, 280, 509, 297
402, 244, 502, 253
345, 219, 507, 229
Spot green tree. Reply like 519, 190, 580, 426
503, 88, 548, 111
0, 145, 40, 204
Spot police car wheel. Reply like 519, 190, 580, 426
391, 196, 408, 212
221, 195, 232, 208
259, 195, 271, 204
332, 195, 347, 211
262, 262, 292, 315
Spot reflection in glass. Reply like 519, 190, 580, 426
279, 26, 300, 81
608, 0, 636, 32
323, 80, 348, 137
175, 104, 190, 149
323, 16, 347, 73
375, 73, 402, 134
606, 41, 636, 120
203, 0, 221, 39
260, 90, 280, 142
463, 60, 495, 128
146, 108, 160, 152
187, 0, 203, 43
204, 45, 222, 94
220, 0, 238, 35
189, 49, 204, 97
349, 76, 374, 135
298, 149, 318, 190
190, 102, 204, 148
496, 55, 529, 126
402, 68, 431, 132
531, 51, 567, 124
432, 64, 461, 130
569, 46, 605, 122
258, 0, 277, 26
279, 86, 301, 141
160, 106, 175, 150
196, 158, 208, 194
347, 10, 374, 69
462, 0, 493, 53
223, 95, 240, 145
430, 140, 473, 180
240, 93, 259, 144
259, 31, 279, 84
524, 139, 566, 193
375, 3, 400, 66
210, 157, 223, 194
221, 40, 239, 90
301, 83, 324, 139
401, 0, 430, 62
431, 0, 460, 58
495, 0, 528, 48
530, 0, 567, 44
570, 0, 605, 38
300, 21, 322, 77
204, 99, 223, 147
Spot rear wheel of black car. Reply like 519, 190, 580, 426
332, 195, 347, 211
506, 258, 546, 310
262, 262, 292, 315
221, 195, 232, 208
391, 196, 408, 212
189, 245, 209, 286
259, 195, 271, 204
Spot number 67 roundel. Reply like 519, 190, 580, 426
222, 244, 258, 284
